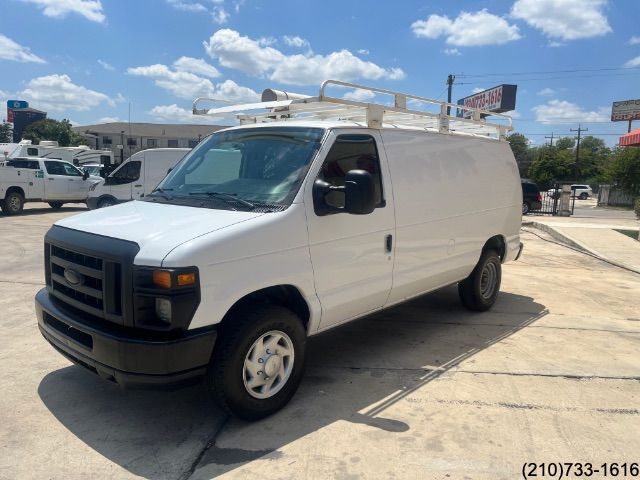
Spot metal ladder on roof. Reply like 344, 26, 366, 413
193, 80, 513, 141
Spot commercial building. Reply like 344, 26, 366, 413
10, 107, 47, 142
72, 122, 224, 161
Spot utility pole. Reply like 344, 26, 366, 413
545, 132, 555, 147
570, 124, 588, 180
446, 74, 455, 116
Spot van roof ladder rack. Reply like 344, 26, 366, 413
193, 79, 513, 141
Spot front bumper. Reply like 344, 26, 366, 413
36, 288, 216, 388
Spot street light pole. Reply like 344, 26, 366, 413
120, 130, 125, 164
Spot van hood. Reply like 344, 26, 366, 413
55, 200, 265, 265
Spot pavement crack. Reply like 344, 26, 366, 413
177, 414, 230, 480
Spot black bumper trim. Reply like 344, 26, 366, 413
36, 288, 216, 387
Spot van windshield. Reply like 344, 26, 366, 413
149, 127, 324, 211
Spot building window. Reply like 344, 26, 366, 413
102, 136, 112, 145
127, 138, 137, 146
167, 139, 179, 148
188, 139, 199, 148
147, 138, 158, 148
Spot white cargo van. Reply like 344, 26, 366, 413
86, 148, 190, 208
36, 81, 523, 420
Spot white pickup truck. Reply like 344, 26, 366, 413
0, 157, 100, 215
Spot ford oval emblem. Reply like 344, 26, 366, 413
63, 268, 83, 287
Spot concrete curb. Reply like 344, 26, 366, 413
523, 220, 640, 275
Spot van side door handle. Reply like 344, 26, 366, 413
385, 234, 393, 253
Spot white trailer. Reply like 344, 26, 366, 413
6, 140, 114, 167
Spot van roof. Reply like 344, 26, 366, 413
194, 79, 513, 142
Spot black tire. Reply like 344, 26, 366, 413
48, 201, 64, 210
98, 197, 116, 208
579, 192, 588, 200
206, 304, 306, 420
522, 202, 530, 215
458, 249, 502, 312
1, 191, 24, 215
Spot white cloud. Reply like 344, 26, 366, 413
128, 60, 259, 102
357, 49, 369, 55
19, 74, 114, 112
548, 40, 565, 48
166, 0, 207, 13
443, 48, 461, 56
173, 56, 220, 78
0, 35, 45, 63
212, 6, 229, 24
203, 29, 405, 85
511, 0, 611, 41
630, 36, 640, 45
97, 59, 114, 70
148, 104, 218, 124
127, 64, 216, 100
624, 56, 640, 68
507, 110, 521, 119
283, 36, 310, 49
343, 89, 376, 102
21, 0, 105, 23
95, 116, 123, 123
533, 99, 609, 124
471, 87, 485, 94
411, 9, 521, 46
537, 87, 556, 96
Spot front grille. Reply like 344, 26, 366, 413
43, 312, 93, 350
46, 242, 123, 322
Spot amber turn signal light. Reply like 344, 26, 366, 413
152, 270, 172, 289
177, 272, 196, 286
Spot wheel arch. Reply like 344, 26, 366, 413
482, 235, 506, 262
5, 186, 25, 199
220, 284, 311, 334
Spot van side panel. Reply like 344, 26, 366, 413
144, 150, 188, 191
380, 130, 521, 305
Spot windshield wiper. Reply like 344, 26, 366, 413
188, 191, 255, 209
150, 187, 173, 200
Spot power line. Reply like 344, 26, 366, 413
456, 66, 640, 78
455, 71, 640, 84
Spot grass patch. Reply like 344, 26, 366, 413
614, 229, 639, 240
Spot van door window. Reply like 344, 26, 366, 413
317, 134, 384, 209
112, 161, 141, 183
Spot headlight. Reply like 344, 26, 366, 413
133, 266, 200, 330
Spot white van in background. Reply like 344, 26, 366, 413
87, 148, 190, 209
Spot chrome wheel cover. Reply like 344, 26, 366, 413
242, 330, 295, 399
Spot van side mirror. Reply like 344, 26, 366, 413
344, 170, 376, 215
82, 170, 89, 180
312, 169, 376, 216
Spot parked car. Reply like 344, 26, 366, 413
521, 181, 542, 214
548, 184, 593, 200
35, 81, 523, 420
81, 164, 104, 178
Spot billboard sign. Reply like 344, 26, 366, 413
456, 84, 517, 118
7, 100, 29, 109
611, 99, 640, 122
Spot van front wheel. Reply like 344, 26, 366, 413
206, 305, 306, 420
458, 249, 501, 311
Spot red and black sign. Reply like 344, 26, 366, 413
456, 84, 517, 118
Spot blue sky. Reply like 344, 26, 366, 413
1, 0, 639, 145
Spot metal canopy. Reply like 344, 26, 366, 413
193, 80, 513, 141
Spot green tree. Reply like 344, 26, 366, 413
507, 133, 535, 178
528, 146, 574, 189
0, 122, 13, 143
577, 136, 610, 182
605, 147, 640, 196
555, 137, 576, 150
23, 118, 84, 147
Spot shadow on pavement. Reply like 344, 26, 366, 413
38, 286, 546, 479
5, 206, 88, 217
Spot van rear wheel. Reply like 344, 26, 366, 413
206, 304, 306, 420
1, 192, 24, 215
48, 201, 63, 210
459, 249, 501, 311
98, 197, 115, 208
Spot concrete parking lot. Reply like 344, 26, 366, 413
1, 203, 639, 479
